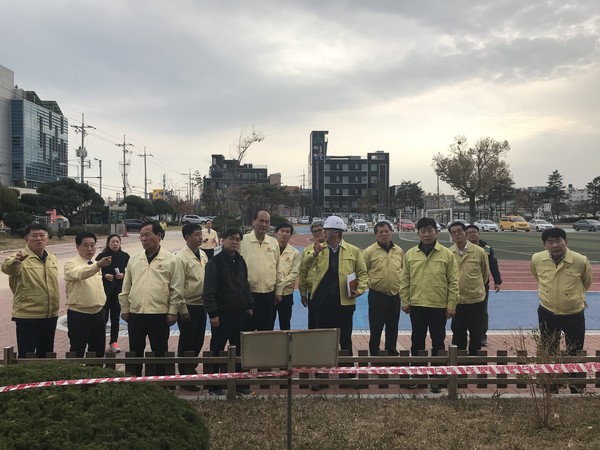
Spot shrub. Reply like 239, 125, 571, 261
212, 216, 242, 234
0, 362, 209, 449
3, 211, 34, 235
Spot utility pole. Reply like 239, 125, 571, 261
138, 147, 153, 200
94, 158, 103, 198
71, 113, 95, 184
181, 169, 192, 202
116, 135, 134, 199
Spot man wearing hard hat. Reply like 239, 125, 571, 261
306, 215, 368, 356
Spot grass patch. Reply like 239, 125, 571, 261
194, 396, 600, 449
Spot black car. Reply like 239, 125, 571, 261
125, 219, 145, 231
573, 219, 600, 232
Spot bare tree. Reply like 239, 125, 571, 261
223, 127, 265, 228
433, 136, 512, 222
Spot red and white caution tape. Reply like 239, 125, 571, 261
0, 370, 289, 394
1, 363, 598, 394
294, 362, 600, 376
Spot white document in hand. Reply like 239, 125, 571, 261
346, 272, 357, 297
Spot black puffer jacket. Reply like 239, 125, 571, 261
203, 250, 253, 318
96, 248, 130, 296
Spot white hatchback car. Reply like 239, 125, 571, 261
473, 219, 499, 232
351, 219, 368, 232
528, 219, 554, 232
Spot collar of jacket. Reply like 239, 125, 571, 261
541, 247, 573, 264
417, 240, 443, 253
23, 245, 49, 261
137, 246, 167, 261
247, 230, 273, 244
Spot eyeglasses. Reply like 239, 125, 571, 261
226, 237, 241, 242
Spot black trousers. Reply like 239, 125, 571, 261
306, 293, 317, 329
315, 300, 355, 356
13, 316, 58, 358
177, 305, 207, 375
127, 313, 170, 376
481, 284, 490, 339
67, 309, 106, 358
252, 291, 275, 331
104, 292, 121, 344
538, 306, 585, 356
451, 301, 485, 356
273, 294, 293, 330
209, 312, 250, 391
408, 306, 447, 356
368, 290, 401, 356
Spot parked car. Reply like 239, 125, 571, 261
528, 219, 554, 232
351, 219, 368, 232
499, 215, 530, 232
473, 219, 499, 232
124, 219, 145, 231
447, 219, 471, 226
573, 219, 600, 232
181, 214, 209, 225
397, 219, 416, 231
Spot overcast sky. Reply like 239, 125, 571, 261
2, 0, 599, 200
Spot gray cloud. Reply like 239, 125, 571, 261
1, 0, 599, 195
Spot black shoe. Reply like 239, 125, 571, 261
208, 389, 225, 396
569, 385, 585, 395
430, 384, 441, 394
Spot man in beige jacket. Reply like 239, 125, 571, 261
64, 231, 112, 357
1, 223, 59, 358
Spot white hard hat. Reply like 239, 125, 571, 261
323, 215, 347, 231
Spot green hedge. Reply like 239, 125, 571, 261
0, 362, 209, 449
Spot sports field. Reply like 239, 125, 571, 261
342, 229, 600, 264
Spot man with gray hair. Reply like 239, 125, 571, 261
240, 210, 283, 331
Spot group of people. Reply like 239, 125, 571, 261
1, 212, 593, 395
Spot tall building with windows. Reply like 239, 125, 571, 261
308, 131, 390, 215
203, 154, 269, 191
11, 90, 68, 188
0, 64, 68, 188
308, 131, 328, 216
0, 65, 14, 186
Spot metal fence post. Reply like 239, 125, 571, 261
448, 345, 458, 401
226, 346, 237, 402
4, 346, 14, 367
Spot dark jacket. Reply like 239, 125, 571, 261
96, 248, 130, 296
478, 239, 502, 286
203, 250, 253, 318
